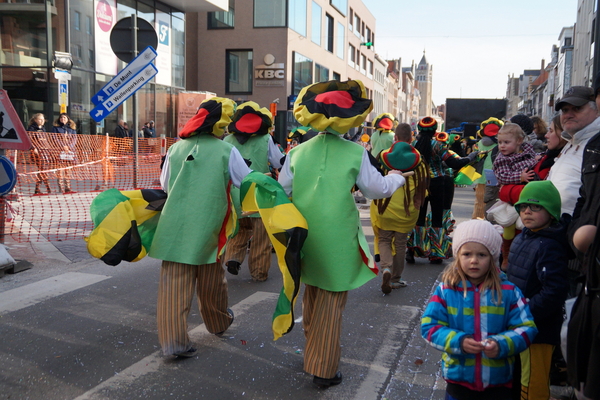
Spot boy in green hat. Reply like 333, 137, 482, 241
506, 180, 570, 400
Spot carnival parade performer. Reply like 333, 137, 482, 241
407, 117, 479, 264
370, 112, 396, 157
149, 97, 251, 358
223, 101, 284, 282
278, 79, 406, 387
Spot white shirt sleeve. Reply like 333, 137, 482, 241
278, 154, 294, 197
229, 146, 252, 188
267, 136, 284, 169
160, 147, 252, 192
160, 154, 170, 193
356, 150, 405, 199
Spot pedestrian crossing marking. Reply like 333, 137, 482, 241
73, 291, 278, 400
0, 272, 111, 315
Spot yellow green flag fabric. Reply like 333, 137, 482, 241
240, 172, 308, 340
454, 164, 481, 186
86, 189, 167, 266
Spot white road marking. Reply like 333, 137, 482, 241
349, 305, 421, 400
73, 291, 278, 400
0, 272, 111, 315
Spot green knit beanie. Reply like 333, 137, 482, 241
514, 181, 561, 221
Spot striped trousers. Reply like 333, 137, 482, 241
224, 217, 272, 281
302, 285, 348, 379
157, 260, 232, 355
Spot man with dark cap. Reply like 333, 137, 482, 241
565, 77, 600, 400
548, 86, 600, 217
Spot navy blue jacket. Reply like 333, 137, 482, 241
507, 219, 570, 345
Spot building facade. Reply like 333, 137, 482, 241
185, 0, 382, 144
415, 51, 432, 118
0, 0, 224, 136
572, 0, 595, 87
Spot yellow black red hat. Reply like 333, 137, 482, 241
477, 117, 504, 138
373, 113, 396, 132
228, 101, 273, 144
418, 117, 437, 133
293, 80, 373, 135
178, 97, 236, 138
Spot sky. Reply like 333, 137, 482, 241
366, 0, 578, 106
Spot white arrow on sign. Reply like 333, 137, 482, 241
91, 46, 157, 106
89, 63, 158, 123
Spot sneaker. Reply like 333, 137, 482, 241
381, 269, 392, 294
391, 280, 407, 289
429, 257, 443, 264
226, 260, 241, 275
216, 308, 234, 335
173, 347, 197, 358
313, 371, 343, 387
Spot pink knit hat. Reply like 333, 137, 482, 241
452, 219, 502, 264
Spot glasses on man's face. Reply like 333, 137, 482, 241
517, 203, 544, 213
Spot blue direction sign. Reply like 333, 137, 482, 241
0, 156, 17, 196
90, 63, 158, 123
91, 46, 157, 106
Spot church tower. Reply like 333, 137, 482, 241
415, 50, 433, 118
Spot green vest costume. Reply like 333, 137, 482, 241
289, 134, 376, 292
149, 134, 234, 265
224, 134, 270, 218
371, 131, 394, 157
473, 139, 497, 185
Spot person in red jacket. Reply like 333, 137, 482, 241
498, 115, 567, 205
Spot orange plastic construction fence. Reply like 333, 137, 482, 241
2, 132, 176, 243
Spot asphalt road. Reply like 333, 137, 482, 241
0, 186, 476, 400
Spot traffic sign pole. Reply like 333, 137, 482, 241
132, 14, 139, 189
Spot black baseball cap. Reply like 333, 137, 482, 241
555, 86, 595, 111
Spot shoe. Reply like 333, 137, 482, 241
313, 371, 342, 387
381, 269, 392, 294
405, 249, 415, 264
391, 280, 407, 289
216, 308, 234, 335
429, 257, 443, 264
226, 260, 241, 275
173, 347, 197, 358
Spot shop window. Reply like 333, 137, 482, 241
289, 0, 306, 36
208, 0, 235, 29
0, 12, 49, 67
336, 21, 344, 59
292, 52, 313, 95
226, 50, 253, 94
315, 63, 329, 83
326, 14, 333, 53
254, 0, 285, 27
330, 0, 347, 16
311, 2, 321, 46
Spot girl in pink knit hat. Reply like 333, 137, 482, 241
421, 219, 537, 399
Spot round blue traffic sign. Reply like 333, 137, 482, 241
0, 156, 17, 196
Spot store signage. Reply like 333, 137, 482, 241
255, 54, 284, 87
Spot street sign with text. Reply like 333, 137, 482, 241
89, 63, 158, 122
91, 46, 157, 106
